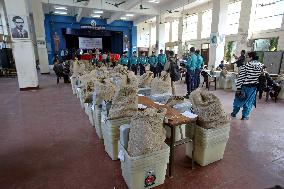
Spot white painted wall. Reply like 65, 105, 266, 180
4, 0, 38, 89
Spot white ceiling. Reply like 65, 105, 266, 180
38, 0, 212, 24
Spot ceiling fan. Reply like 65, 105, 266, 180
75, 0, 89, 2
140, 0, 149, 9
166, 10, 179, 13
105, 1, 126, 8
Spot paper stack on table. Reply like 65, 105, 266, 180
181, 111, 198, 119
138, 104, 147, 109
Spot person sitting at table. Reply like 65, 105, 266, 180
218, 60, 225, 70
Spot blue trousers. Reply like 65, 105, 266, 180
195, 69, 201, 89
232, 86, 257, 118
186, 70, 195, 94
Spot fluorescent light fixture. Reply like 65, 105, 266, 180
55, 6, 67, 10
125, 14, 134, 17
120, 17, 127, 20
93, 10, 103, 14
92, 14, 101, 18
148, 0, 159, 3
54, 11, 68, 15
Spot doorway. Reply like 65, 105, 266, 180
201, 43, 210, 67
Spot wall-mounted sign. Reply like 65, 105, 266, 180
80, 25, 106, 30
90, 20, 96, 27
79, 37, 102, 49
8, 15, 30, 40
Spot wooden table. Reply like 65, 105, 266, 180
138, 96, 197, 178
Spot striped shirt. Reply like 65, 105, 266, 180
236, 60, 263, 88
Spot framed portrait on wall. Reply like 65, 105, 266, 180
210, 33, 218, 47
8, 15, 30, 40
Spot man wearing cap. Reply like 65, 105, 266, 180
158, 49, 167, 77
138, 52, 148, 75
130, 51, 138, 75
148, 51, 158, 77
119, 51, 129, 67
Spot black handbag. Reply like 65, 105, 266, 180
235, 89, 246, 99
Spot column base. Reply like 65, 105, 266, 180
20, 85, 40, 91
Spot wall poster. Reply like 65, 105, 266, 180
9, 15, 30, 40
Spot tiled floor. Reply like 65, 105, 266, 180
0, 74, 284, 189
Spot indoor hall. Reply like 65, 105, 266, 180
0, 0, 284, 189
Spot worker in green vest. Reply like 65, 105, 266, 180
148, 51, 158, 77
119, 51, 129, 67
185, 47, 197, 98
138, 52, 148, 75
158, 49, 167, 77
195, 49, 204, 89
130, 51, 138, 75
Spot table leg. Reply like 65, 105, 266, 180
191, 124, 196, 169
168, 126, 175, 178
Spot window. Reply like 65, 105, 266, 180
0, 14, 3, 34
182, 14, 198, 41
253, 0, 284, 31
165, 22, 170, 43
171, 20, 179, 42
150, 25, 156, 45
226, 1, 242, 35
201, 9, 212, 38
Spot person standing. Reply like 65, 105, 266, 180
185, 47, 197, 98
119, 51, 129, 67
157, 49, 167, 77
165, 51, 181, 95
138, 52, 148, 75
195, 49, 204, 89
232, 50, 246, 68
231, 52, 263, 120
130, 51, 138, 75
148, 51, 158, 77
53, 59, 64, 84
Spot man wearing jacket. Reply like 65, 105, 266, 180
158, 49, 167, 77
138, 52, 148, 75
130, 51, 138, 75
185, 47, 197, 98
119, 51, 129, 67
195, 49, 204, 89
148, 51, 158, 77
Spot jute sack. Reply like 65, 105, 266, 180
94, 78, 116, 105
127, 108, 167, 157
189, 88, 230, 129
138, 72, 154, 88
109, 71, 138, 120
83, 81, 94, 103
150, 72, 172, 95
